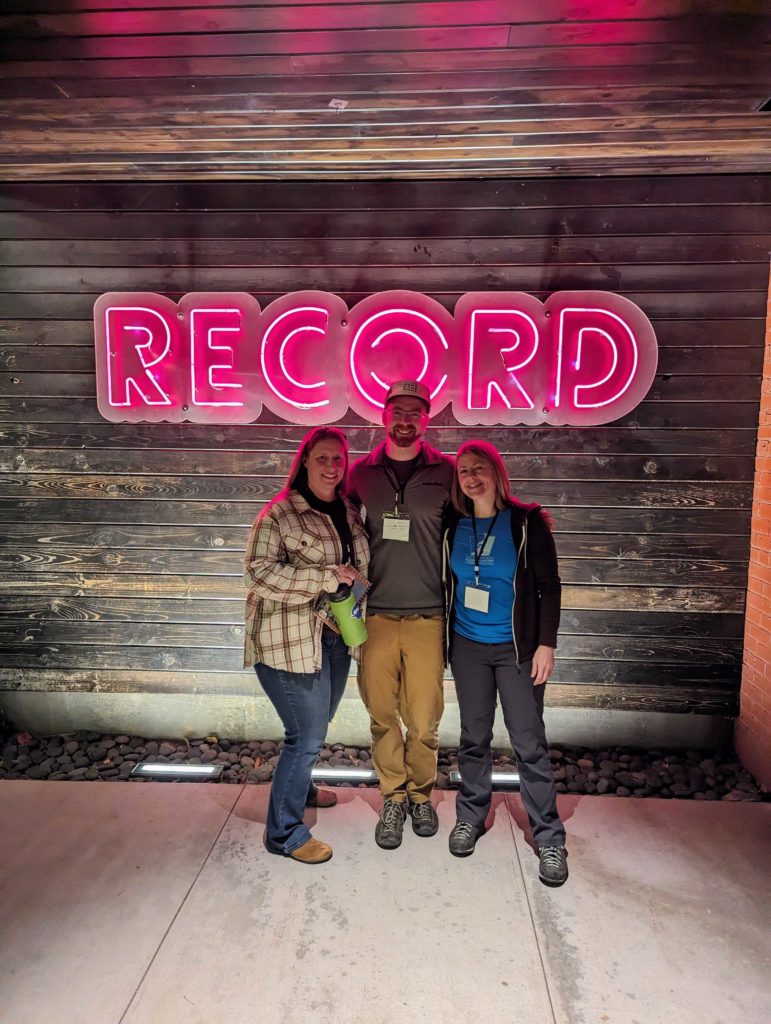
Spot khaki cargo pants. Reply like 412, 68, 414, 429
358, 613, 445, 803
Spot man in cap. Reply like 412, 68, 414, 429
349, 380, 454, 849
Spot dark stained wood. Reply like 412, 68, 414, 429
0, 545, 751, 588
2, 236, 770, 269
3, 206, 769, 239
0, 397, 762, 430
4, 263, 768, 294
0, 571, 748, 615
0, 292, 764, 320
0, 641, 742, 683
1, 176, 768, 210
0, 447, 757, 484
0, 667, 739, 715
0, 174, 766, 721
0, 424, 759, 457
0, 620, 743, 671
0, 474, 756, 510
4, 1, 752, 38
0, 597, 745, 639
0, 499, 752, 542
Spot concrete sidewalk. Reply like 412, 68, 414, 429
0, 781, 768, 1024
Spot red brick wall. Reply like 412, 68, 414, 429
736, 274, 771, 789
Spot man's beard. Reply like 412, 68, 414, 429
388, 424, 420, 448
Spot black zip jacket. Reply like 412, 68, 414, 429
441, 497, 561, 665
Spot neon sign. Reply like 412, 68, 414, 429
94, 290, 658, 426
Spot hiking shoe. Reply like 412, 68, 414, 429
408, 798, 439, 837
448, 821, 481, 857
538, 845, 568, 887
375, 800, 407, 849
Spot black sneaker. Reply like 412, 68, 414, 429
538, 845, 568, 887
408, 798, 439, 837
448, 821, 481, 857
375, 800, 407, 849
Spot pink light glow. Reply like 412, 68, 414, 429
346, 291, 453, 421
95, 294, 185, 423
548, 293, 656, 426
453, 293, 551, 427
93, 290, 658, 427
258, 291, 348, 424
181, 293, 262, 424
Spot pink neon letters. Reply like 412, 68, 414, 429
93, 290, 658, 426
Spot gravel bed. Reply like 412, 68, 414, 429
0, 731, 765, 800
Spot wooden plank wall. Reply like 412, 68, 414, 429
0, 175, 768, 719
0, 0, 769, 179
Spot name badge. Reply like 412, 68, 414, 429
382, 512, 411, 542
464, 584, 490, 613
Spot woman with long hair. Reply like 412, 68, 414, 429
442, 440, 568, 885
244, 426, 369, 864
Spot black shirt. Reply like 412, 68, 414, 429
383, 452, 421, 500
298, 484, 354, 566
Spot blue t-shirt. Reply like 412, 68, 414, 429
450, 507, 517, 643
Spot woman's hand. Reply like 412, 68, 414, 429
531, 645, 555, 686
332, 564, 357, 586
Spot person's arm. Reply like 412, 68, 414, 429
244, 510, 339, 605
528, 509, 561, 685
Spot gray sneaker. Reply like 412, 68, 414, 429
408, 798, 439, 837
375, 800, 407, 849
538, 845, 568, 887
448, 820, 481, 857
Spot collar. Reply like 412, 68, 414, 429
365, 440, 444, 467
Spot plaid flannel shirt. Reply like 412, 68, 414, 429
243, 490, 369, 673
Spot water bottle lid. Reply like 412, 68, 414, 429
329, 583, 351, 601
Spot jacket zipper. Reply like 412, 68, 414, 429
510, 516, 527, 664
442, 528, 454, 655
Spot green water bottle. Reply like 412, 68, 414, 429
328, 584, 368, 646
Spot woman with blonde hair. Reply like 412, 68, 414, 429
244, 426, 368, 864
442, 440, 567, 885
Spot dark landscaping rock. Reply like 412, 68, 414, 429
0, 732, 765, 800
670, 783, 692, 798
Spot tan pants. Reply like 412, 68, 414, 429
358, 614, 445, 803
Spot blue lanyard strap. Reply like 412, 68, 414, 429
471, 510, 499, 584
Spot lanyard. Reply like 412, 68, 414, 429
382, 454, 421, 513
471, 510, 499, 585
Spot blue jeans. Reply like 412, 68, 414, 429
254, 629, 350, 853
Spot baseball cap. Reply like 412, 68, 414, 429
384, 379, 431, 411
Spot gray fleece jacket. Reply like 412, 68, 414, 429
348, 441, 454, 616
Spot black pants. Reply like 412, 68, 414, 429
450, 632, 565, 848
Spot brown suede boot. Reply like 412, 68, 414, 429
288, 838, 333, 864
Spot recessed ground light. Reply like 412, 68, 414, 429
311, 766, 378, 783
130, 762, 224, 780
448, 770, 520, 788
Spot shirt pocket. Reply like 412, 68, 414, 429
284, 531, 327, 568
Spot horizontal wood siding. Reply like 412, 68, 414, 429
0, 174, 768, 718
0, 0, 769, 178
